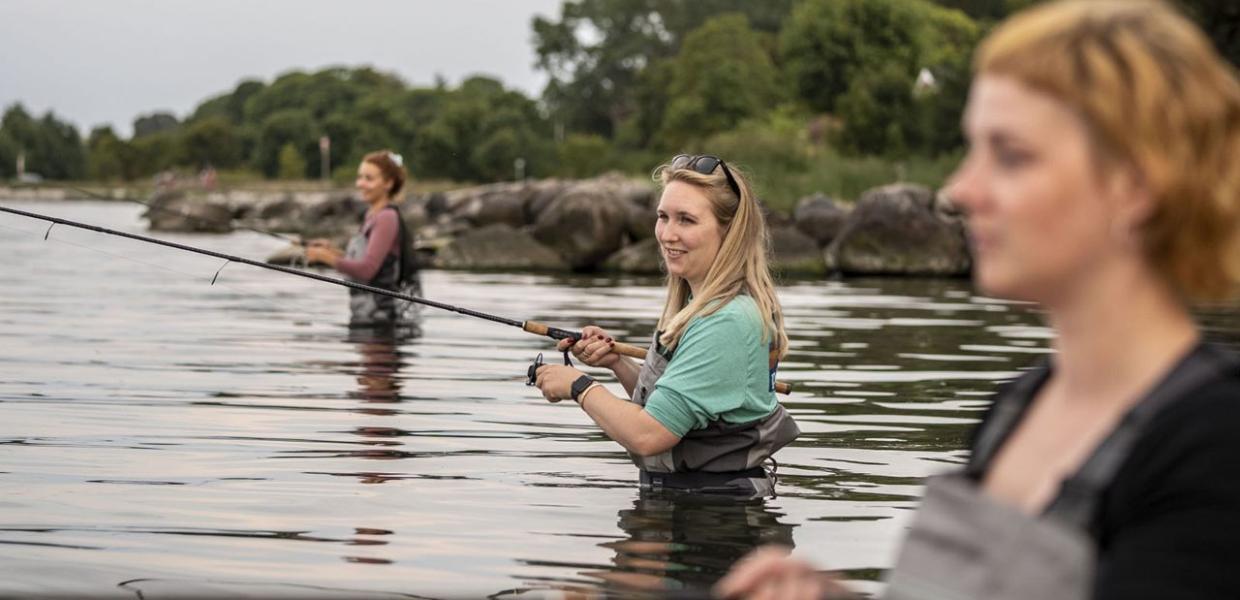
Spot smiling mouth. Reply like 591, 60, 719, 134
663, 248, 687, 259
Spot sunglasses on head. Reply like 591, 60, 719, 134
670, 154, 741, 198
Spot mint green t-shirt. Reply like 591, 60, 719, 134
643, 295, 779, 438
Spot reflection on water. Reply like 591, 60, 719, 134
0, 200, 1236, 598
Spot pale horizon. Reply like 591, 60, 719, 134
0, 0, 564, 137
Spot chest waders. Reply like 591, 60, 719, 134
628, 332, 800, 497
345, 206, 421, 328
883, 344, 1236, 600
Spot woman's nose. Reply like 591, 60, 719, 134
943, 160, 980, 215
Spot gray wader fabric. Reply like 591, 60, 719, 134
344, 209, 421, 329
883, 343, 1235, 600
628, 332, 800, 497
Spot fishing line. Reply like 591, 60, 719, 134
0, 203, 794, 394
0, 205, 617, 345
67, 184, 304, 244
0, 218, 336, 323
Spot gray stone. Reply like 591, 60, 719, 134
825, 183, 971, 276
769, 224, 826, 275
530, 178, 635, 270
301, 194, 365, 238
436, 223, 567, 271
458, 186, 527, 228
601, 238, 664, 274
624, 199, 658, 242
793, 193, 849, 247
144, 191, 234, 233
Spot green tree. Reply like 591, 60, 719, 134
86, 126, 133, 181
0, 105, 87, 180
533, 0, 795, 139
555, 133, 615, 178
133, 111, 180, 139
658, 14, 783, 148
835, 62, 918, 156
780, 0, 926, 113
180, 116, 241, 169
129, 132, 179, 177
277, 143, 306, 180
414, 76, 553, 181
190, 79, 266, 124
253, 109, 316, 178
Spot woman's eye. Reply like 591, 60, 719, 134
995, 148, 1031, 168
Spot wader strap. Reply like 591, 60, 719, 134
1046, 343, 1237, 531
966, 364, 1050, 478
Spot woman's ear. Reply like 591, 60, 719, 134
1108, 163, 1156, 233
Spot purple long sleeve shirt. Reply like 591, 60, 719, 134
336, 208, 399, 282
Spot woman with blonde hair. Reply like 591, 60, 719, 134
717, 1, 1240, 598
533, 154, 800, 497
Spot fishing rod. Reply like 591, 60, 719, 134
55, 183, 303, 244
3, 204, 793, 393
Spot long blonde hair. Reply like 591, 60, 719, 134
653, 158, 788, 358
977, 0, 1240, 301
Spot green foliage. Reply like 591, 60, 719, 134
532, 0, 795, 138
277, 143, 306, 180
780, 0, 979, 158
253, 109, 316, 178
414, 76, 553, 182
0, 104, 86, 180
129, 131, 179, 176
556, 133, 616, 178
835, 63, 917, 156
659, 14, 783, 148
180, 116, 240, 169
87, 126, 131, 181
780, 0, 924, 113
133, 111, 179, 139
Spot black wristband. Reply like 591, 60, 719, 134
570, 375, 596, 403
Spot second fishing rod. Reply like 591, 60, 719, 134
1, 204, 793, 394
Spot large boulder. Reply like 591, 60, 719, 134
824, 184, 970, 276
794, 193, 849, 247
144, 191, 234, 233
247, 194, 304, 233
601, 238, 663, 274
623, 198, 658, 242
769, 225, 826, 275
523, 179, 575, 223
452, 182, 528, 229
530, 177, 638, 270
301, 194, 365, 239
435, 223, 567, 271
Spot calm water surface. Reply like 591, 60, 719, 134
1, 200, 1234, 599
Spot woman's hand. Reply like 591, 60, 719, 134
534, 364, 586, 403
558, 326, 620, 369
714, 546, 855, 600
304, 241, 343, 267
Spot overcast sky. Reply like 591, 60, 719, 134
0, 0, 565, 137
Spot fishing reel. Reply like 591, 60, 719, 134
525, 349, 574, 386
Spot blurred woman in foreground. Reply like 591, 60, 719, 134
717, 1, 1240, 598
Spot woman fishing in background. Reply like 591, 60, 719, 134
533, 154, 800, 498
306, 149, 420, 331
716, 1, 1240, 598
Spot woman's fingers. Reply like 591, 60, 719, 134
714, 546, 796, 599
